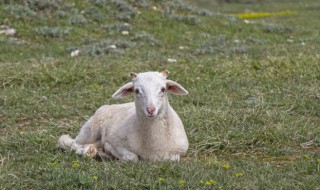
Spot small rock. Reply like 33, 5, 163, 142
122, 31, 129, 35
167, 58, 177, 63
0, 28, 16, 35
39, 96, 48, 102
109, 45, 117, 49
287, 39, 294, 43
234, 39, 240, 43
244, 19, 250, 24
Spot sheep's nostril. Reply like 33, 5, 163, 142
147, 107, 155, 114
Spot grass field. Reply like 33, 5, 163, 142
0, 0, 319, 189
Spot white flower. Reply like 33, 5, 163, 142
71, 50, 80, 57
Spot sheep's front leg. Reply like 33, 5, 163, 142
169, 154, 180, 161
58, 135, 97, 158
78, 144, 97, 157
104, 143, 139, 162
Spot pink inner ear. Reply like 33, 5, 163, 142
122, 88, 133, 96
165, 80, 188, 95
168, 85, 181, 94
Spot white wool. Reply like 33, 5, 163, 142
58, 70, 189, 162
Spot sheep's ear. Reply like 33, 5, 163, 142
112, 82, 134, 99
166, 80, 188, 95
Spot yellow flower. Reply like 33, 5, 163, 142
50, 162, 57, 168
72, 160, 80, 168
159, 177, 165, 183
90, 83, 100, 89
209, 179, 217, 185
93, 176, 98, 181
204, 179, 217, 186
235, 11, 297, 19
303, 155, 310, 159
235, 172, 244, 177
49, 162, 60, 170
178, 180, 186, 186
205, 181, 211, 186
223, 164, 231, 169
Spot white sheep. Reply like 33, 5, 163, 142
58, 70, 189, 162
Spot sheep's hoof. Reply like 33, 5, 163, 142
171, 154, 180, 162
121, 153, 139, 162
83, 144, 97, 158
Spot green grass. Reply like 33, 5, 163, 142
1, 0, 320, 189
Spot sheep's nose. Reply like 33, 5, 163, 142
147, 106, 155, 115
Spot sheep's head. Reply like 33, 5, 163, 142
112, 70, 188, 118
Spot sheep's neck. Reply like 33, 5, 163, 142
136, 100, 171, 132
137, 109, 172, 151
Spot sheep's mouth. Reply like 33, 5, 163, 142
147, 114, 156, 118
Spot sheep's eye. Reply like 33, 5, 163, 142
160, 88, 166, 93
135, 89, 140, 94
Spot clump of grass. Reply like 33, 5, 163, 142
94, 0, 108, 7
262, 23, 295, 34
34, 26, 71, 38
57, 10, 69, 18
165, 0, 215, 17
69, 15, 87, 25
46, 160, 99, 189
0, 37, 28, 45
169, 14, 201, 25
129, 0, 150, 8
74, 39, 133, 56
194, 34, 227, 55
195, 44, 219, 55
245, 37, 266, 45
3, 5, 37, 19
162, 1, 207, 25
131, 31, 161, 46
111, 0, 137, 21
194, 34, 260, 56
103, 23, 132, 34
27, 0, 62, 12
83, 7, 106, 22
